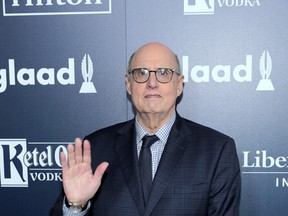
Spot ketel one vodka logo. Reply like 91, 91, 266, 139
0, 54, 97, 94
256, 51, 274, 91
0, 139, 67, 187
0, 139, 28, 187
184, 0, 215, 15
184, 0, 261, 15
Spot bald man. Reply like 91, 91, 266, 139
50, 42, 241, 216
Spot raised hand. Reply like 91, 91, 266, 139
60, 138, 109, 206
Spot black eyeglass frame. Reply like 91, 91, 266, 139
128, 68, 181, 83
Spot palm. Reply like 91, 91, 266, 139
61, 138, 108, 204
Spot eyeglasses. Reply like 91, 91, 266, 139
128, 68, 181, 83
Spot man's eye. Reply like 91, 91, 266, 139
159, 69, 169, 76
139, 69, 148, 76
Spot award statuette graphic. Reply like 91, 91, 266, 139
79, 54, 97, 93
256, 51, 274, 91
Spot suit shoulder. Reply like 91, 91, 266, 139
85, 119, 133, 141
180, 117, 234, 142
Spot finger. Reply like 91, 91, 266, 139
60, 151, 68, 169
94, 162, 109, 180
74, 137, 83, 164
60, 151, 69, 178
67, 144, 75, 167
83, 140, 91, 164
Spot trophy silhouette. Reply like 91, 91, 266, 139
256, 51, 274, 91
79, 54, 97, 93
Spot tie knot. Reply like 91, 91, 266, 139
142, 135, 159, 149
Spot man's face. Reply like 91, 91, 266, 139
125, 43, 184, 118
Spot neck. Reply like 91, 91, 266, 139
137, 110, 175, 134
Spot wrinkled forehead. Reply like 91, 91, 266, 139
130, 43, 178, 69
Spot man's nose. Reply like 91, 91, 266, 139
146, 71, 158, 88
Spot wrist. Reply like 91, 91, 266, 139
65, 197, 88, 212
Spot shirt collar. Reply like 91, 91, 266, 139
135, 111, 176, 144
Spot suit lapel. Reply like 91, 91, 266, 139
114, 121, 145, 215
145, 116, 189, 216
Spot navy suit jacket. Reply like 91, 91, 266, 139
50, 114, 241, 216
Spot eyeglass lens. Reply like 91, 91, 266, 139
132, 68, 174, 83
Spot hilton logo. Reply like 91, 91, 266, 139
3, 0, 112, 16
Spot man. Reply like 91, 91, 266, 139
50, 42, 241, 216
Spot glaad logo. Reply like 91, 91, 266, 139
242, 150, 288, 187
182, 54, 252, 83
0, 139, 68, 187
182, 50, 275, 91
0, 54, 97, 94
256, 51, 274, 91
184, 0, 261, 15
3, 0, 112, 16
80, 54, 97, 93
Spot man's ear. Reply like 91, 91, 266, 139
125, 75, 132, 95
177, 75, 184, 97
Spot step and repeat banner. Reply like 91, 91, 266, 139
0, 0, 287, 215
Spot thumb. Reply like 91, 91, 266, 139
94, 162, 109, 179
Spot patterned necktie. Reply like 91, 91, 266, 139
139, 135, 159, 206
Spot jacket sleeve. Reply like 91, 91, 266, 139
208, 137, 241, 216
49, 189, 65, 216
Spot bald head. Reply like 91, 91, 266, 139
128, 42, 181, 73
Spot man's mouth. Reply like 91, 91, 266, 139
145, 94, 161, 99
